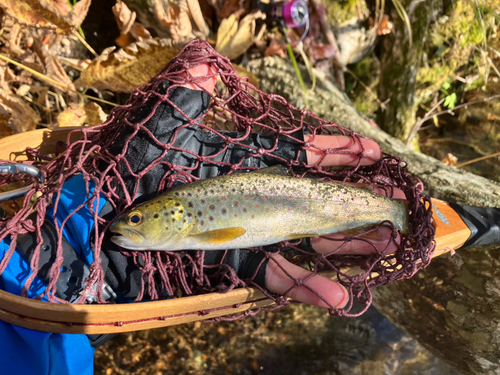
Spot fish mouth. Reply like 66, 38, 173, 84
109, 227, 145, 249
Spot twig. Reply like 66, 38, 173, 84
0, 53, 117, 107
405, 94, 500, 145
72, 31, 98, 57
455, 151, 500, 168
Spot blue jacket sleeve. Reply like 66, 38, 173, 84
0, 226, 95, 375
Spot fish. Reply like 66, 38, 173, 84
110, 166, 410, 251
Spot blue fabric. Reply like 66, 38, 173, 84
0, 174, 105, 375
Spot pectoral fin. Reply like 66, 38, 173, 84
343, 226, 385, 240
189, 227, 246, 244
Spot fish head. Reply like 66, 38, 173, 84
110, 197, 196, 250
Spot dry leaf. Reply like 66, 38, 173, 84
74, 38, 179, 93
112, 0, 136, 35
216, 11, 263, 60
57, 56, 91, 71
129, 23, 152, 40
154, 0, 192, 40
0, 88, 40, 133
84, 102, 107, 126
186, 0, 209, 36
0, 0, 92, 34
113, 1, 151, 47
217, 0, 242, 19
57, 102, 86, 127
265, 38, 287, 58
233, 64, 258, 88
441, 153, 458, 166
0, 109, 14, 138
377, 15, 393, 36
115, 33, 132, 48
0, 61, 17, 92
32, 37, 76, 93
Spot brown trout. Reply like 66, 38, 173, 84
110, 166, 409, 251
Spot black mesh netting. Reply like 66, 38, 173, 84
0, 40, 435, 319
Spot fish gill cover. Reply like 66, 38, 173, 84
0, 39, 435, 319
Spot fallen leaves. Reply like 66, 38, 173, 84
0, 88, 40, 133
112, 0, 151, 48
155, 0, 193, 41
216, 11, 265, 60
56, 101, 107, 127
75, 38, 179, 93
0, 0, 92, 34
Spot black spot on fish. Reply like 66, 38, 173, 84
210, 189, 214, 194
222, 209, 227, 215
174, 192, 179, 196
187, 213, 193, 218
200, 220, 205, 226
164, 212, 168, 216
179, 209, 184, 213
231, 188, 236, 192
183, 219, 187, 223
209, 205, 215, 210
165, 226, 169, 230
175, 202, 180, 207
172, 219, 176, 223
154, 214, 159, 219
197, 211, 202, 217
188, 202, 193, 208
170, 210, 175, 215
209, 216, 214, 221
187, 192, 192, 197
243, 208, 247, 213
201, 199, 205, 204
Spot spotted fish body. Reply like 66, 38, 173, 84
110, 167, 410, 251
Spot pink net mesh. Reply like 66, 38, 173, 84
0, 40, 435, 320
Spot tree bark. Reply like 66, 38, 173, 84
248, 55, 500, 374
376, 0, 441, 141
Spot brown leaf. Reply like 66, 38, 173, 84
154, 0, 192, 40
0, 61, 17, 92
112, 0, 136, 35
84, 102, 107, 126
264, 38, 286, 59
57, 102, 86, 127
129, 22, 152, 40
232, 64, 258, 88
377, 15, 393, 36
32, 37, 76, 93
0, 88, 40, 133
74, 38, 179, 93
0, 109, 15, 138
216, 0, 241, 19
186, 0, 209, 36
115, 33, 132, 48
0, 0, 92, 34
216, 11, 263, 60
441, 153, 458, 166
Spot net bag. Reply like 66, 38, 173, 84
0, 39, 435, 321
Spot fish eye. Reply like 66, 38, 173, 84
127, 212, 143, 226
